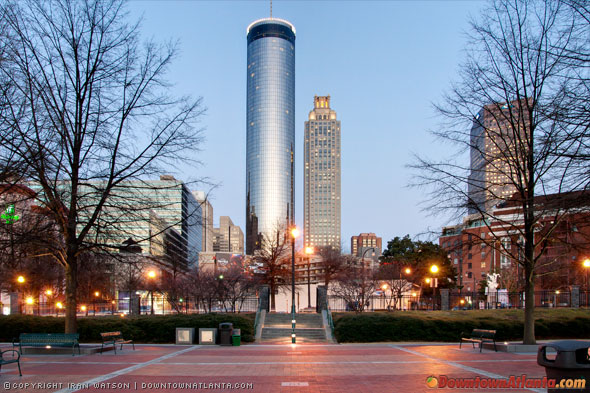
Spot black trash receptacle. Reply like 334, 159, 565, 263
219, 322, 233, 346
538, 341, 590, 392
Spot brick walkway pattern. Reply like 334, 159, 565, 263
0, 343, 548, 393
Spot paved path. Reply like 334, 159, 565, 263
0, 343, 548, 393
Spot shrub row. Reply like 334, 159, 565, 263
0, 313, 255, 343
333, 311, 590, 343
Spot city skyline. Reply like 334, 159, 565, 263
126, 1, 485, 251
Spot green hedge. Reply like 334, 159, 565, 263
0, 313, 255, 343
333, 310, 590, 343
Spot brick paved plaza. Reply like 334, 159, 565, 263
0, 343, 550, 393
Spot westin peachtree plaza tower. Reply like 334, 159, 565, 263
245, 18, 296, 254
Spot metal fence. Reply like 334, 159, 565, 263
327, 295, 441, 312
16, 296, 260, 316
327, 290, 586, 312
450, 290, 573, 310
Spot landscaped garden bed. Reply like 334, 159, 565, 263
332, 309, 590, 342
0, 313, 256, 343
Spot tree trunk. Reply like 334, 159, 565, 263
270, 283, 276, 311
64, 259, 78, 333
523, 261, 536, 344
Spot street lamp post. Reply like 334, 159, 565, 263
147, 270, 156, 315
16, 275, 25, 314
94, 291, 100, 316
305, 246, 314, 310
583, 259, 590, 307
290, 227, 300, 344
430, 265, 439, 310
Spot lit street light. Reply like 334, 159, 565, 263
147, 270, 157, 315
290, 227, 300, 343
17, 276, 25, 284
430, 265, 439, 310
583, 259, 590, 307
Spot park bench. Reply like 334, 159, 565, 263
0, 349, 22, 376
13, 333, 80, 356
100, 331, 134, 354
459, 329, 497, 352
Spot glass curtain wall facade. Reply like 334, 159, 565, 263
304, 96, 341, 250
28, 177, 202, 267
246, 18, 296, 254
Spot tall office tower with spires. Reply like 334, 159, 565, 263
304, 96, 341, 250
245, 18, 296, 254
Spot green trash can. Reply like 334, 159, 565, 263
232, 328, 241, 346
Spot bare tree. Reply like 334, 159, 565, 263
217, 264, 260, 312
0, 0, 204, 332
187, 269, 223, 313
316, 246, 350, 289
332, 265, 378, 313
376, 264, 413, 310
412, 0, 589, 344
251, 226, 290, 311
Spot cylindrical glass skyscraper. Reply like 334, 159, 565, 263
245, 18, 296, 254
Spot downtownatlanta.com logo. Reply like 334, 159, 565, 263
425, 375, 586, 389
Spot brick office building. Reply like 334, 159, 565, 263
440, 191, 590, 292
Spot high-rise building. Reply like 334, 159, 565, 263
192, 191, 214, 253
351, 233, 382, 260
27, 175, 202, 267
468, 100, 529, 213
213, 216, 245, 254
245, 18, 296, 254
304, 96, 341, 249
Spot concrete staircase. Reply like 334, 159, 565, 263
260, 313, 327, 343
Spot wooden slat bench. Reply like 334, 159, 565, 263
460, 329, 497, 352
100, 331, 134, 354
0, 349, 22, 376
14, 333, 80, 356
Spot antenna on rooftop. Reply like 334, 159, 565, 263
270, 0, 272, 18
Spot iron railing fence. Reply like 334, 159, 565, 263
450, 290, 572, 309
328, 290, 582, 312
327, 294, 442, 312
16, 296, 259, 316
13, 290, 588, 315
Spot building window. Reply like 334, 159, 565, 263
468, 253, 472, 260
500, 253, 510, 268
481, 262, 486, 268
467, 263, 472, 269
467, 272, 472, 279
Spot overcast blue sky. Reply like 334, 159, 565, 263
127, 0, 485, 252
